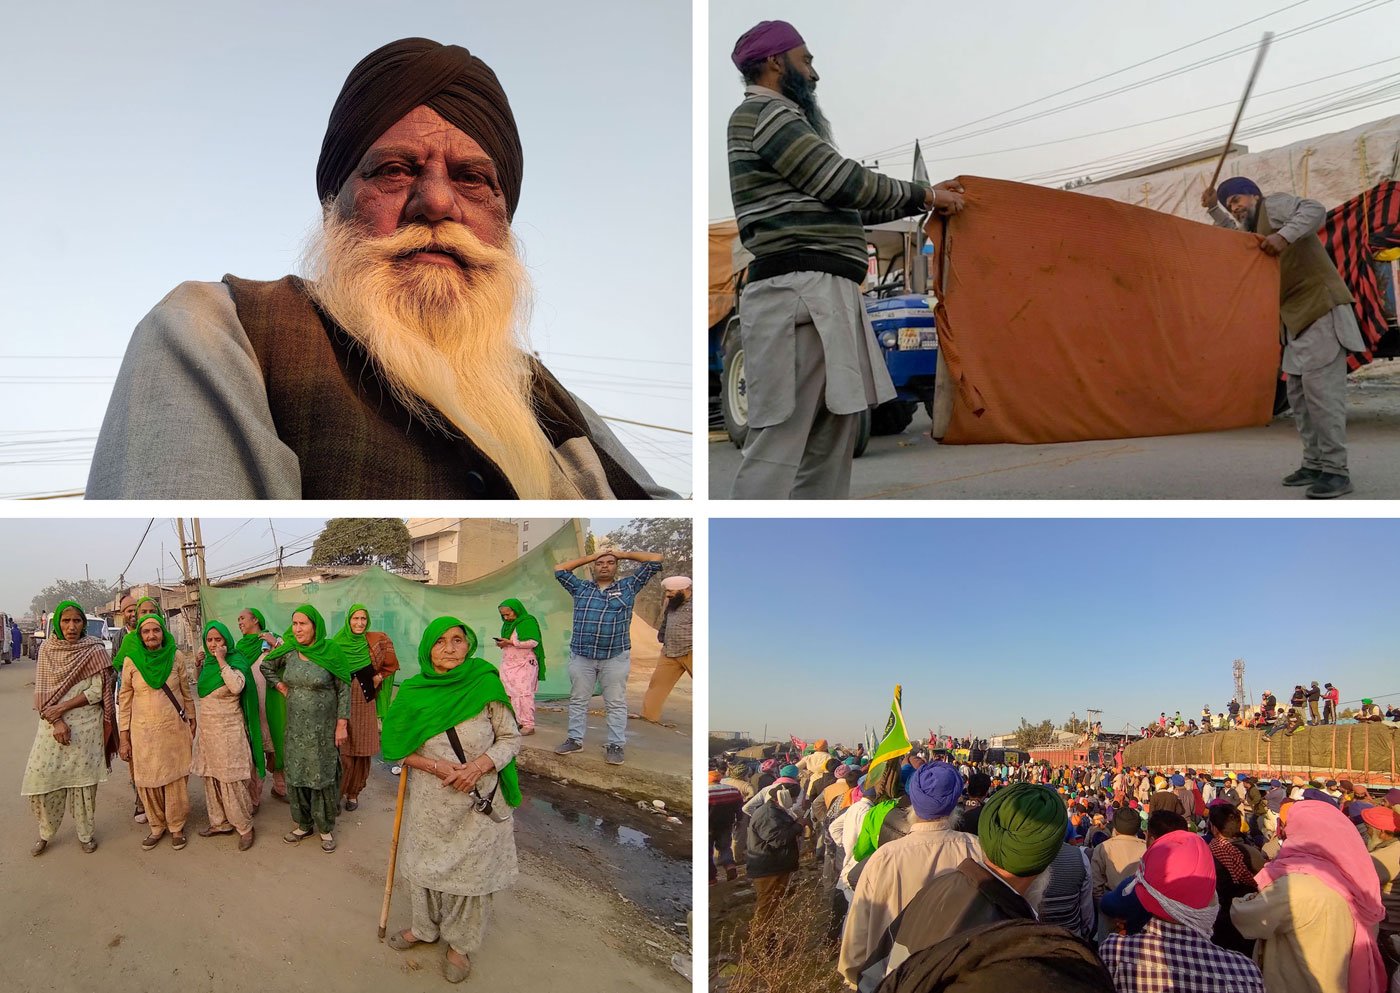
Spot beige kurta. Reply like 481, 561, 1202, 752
20, 673, 108, 795
191, 664, 253, 782
117, 654, 193, 788
402, 702, 522, 897
1231, 872, 1357, 993
838, 820, 983, 987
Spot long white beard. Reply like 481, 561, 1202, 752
300, 210, 557, 499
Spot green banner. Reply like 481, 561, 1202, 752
200, 521, 586, 701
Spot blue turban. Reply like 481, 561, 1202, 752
1170, 774, 1186, 788
1216, 176, 1262, 204
1302, 788, 1339, 808
780, 764, 799, 779
899, 762, 918, 793
909, 762, 963, 820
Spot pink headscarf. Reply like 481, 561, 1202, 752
1255, 800, 1385, 993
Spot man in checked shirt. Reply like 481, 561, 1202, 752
552, 547, 663, 765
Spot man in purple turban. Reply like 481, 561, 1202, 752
1201, 175, 1363, 499
726, 22, 966, 500
838, 761, 978, 986
88, 38, 666, 503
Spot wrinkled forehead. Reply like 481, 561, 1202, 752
359, 105, 496, 170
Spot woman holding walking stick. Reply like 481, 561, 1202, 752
381, 616, 522, 985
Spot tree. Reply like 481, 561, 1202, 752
1014, 717, 1056, 751
1339, 707, 1358, 720
584, 531, 597, 555
603, 518, 693, 626
1062, 715, 1089, 736
30, 578, 120, 619
309, 518, 412, 571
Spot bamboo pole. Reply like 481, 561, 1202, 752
378, 767, 411, 940
1208, 33, 1274, 192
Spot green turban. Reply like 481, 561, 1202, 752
978, 783, 1068, 877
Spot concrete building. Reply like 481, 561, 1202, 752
407, 519, 583, 585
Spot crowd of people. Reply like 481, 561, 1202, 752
1141, 685, 1397, 739
710, 736, 1400, 992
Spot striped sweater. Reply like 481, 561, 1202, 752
727, 86, 929, 284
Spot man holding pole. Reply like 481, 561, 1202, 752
1201, 178, 1363, 498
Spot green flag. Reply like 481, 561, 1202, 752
868, 684, 912, 785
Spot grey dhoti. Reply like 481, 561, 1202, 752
732, 271, 895, 500
1283, 304, 1363, 475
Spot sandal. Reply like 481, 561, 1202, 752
386, 929, 436, 951
31, 839, 47, 857
320, 834, 337, 853
344, 798, 358, 812
238, 829, 256, 852
283, 828, 311, 844
198, 825, 235, 837
141, 833, 165, 851
81, 839, 98, 854
444, 950, 472, 984
170, 833, 187, 851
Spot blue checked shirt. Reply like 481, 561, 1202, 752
1099, 918, 1263, 993
556, 561, 661, 660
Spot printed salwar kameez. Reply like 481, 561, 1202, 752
118, 655, 193, 834
192, 664, 255, 834
260, 653, 349, 834
21, 673, 107, 843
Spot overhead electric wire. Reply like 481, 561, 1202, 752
118, 519, 156, 585
859, 0, 1392, 163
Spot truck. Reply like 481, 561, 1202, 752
710, 216, 939, 458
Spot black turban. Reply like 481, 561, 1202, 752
316, 38, 524, 218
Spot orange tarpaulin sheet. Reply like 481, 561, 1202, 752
709, 219, 740, 329
929, 177, 1282, 445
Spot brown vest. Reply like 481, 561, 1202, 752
222, 275, 650, 499
1255, 205, 1353, 338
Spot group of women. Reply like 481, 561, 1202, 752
21, 595, 548, 983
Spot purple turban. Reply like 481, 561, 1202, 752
1216, 176, 1262, 204
909, 762, 963, 820
317, 38, 524, 218
731, 20, 805, 70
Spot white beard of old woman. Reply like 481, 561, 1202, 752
301, 210, 559, 499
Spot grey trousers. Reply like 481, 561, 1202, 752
1286, 348, 1348, 474
732, 317, 859, 500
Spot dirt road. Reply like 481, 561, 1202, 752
709, 363, 1400, 499
0, 658, 689, 993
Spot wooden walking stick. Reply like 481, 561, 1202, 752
1207, 32, 1274, 192
378, 766, 410, 940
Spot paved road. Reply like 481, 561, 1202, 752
0, 658, 688, 993
709, 364, 1400, 500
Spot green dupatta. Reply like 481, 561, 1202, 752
235, 607, 282, 767
381, 616, 521, 807
330, 603, 376, 700
498, 598, 546, 681
120, 613, 178, 690
198, 621, 265, 777
262, 604, 354, 683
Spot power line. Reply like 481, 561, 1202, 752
860, 0, 1390, 162
599, 415, 690, 435
538, 350, 690, 368
117, 519, 156, 586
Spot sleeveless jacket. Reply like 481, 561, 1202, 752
1254, 205, 1353, 338
222, 275, 650, 499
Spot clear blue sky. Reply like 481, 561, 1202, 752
711, 518, 1397, 743
0, 0, 690, 498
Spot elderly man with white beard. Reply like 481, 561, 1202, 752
86, 37, 668, 500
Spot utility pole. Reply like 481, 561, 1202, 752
175, 519, 192, 585
191, 518, 207, 586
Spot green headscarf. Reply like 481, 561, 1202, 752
978, 783, 1068, 877
381, 616, 520, 807
120, 613, 178, 690
234, 607, 268, 664
498, 598, 546, 680
135, 596, 162, 616
262, 604, 355, 683
198, 621, 265, 778
50, 600, 85, 639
